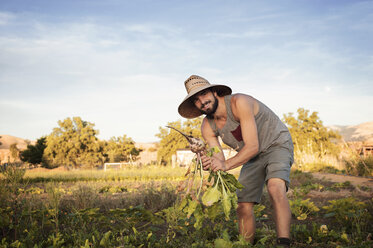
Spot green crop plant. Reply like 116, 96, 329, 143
177, 146, 243, 228
328, 181, 354, 191
165, 126, 243, 224
290, 198, 320, 220
323, 197, 372, 235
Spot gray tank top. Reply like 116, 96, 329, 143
207, 95, 292, 154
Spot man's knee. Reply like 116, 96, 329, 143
267, 178, 287, 201
237, 202, 255, 216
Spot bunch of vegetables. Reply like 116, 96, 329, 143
166, 126, 243, 225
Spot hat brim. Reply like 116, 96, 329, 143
178, 84, 232, 119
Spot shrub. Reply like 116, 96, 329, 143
344, 155, 373, 177
323, 197, 372, 235
0, 163, 25, 184
290, 198, 320, 220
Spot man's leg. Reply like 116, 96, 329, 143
236, 202, 256, 244
267, 178, 291, 239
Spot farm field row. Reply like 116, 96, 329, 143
0, 166, 372, 247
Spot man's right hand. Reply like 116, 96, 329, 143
200, 153, 212, 171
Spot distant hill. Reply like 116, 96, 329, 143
0, 135, 35, 163
0, 134, 33, 150
328, 121, 373, 143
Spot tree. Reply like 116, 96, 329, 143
156, 117, 203, 164
20, 137, 47, 166
282, 108, 341, 156
43, 117, 105, 168
9, 143, 19, 161
103, 135, 142, 163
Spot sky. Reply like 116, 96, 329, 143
0, 0, 372, 143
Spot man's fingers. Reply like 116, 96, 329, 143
201, 155, 211, 170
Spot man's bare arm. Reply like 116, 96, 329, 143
224, 94, 259, 170
200, 117, 225, 170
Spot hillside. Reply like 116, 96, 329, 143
328, 121, 373, 143
0, 135, 34, 163
0, 134, 33, 150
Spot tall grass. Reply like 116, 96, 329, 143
23, 165, 188, 183
293, 145, 373, 177
293, 151, 344, 173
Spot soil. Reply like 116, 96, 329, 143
311, 172, 373, 189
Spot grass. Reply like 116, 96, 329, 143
23, 165, 189, 183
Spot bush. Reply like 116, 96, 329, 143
344, 155, 373, 177
323, 197, 372, 234
290, 198, 320, 220
0, 163, 25, 184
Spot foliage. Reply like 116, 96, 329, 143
292, 152, 345, 172
156, 117, 203, 164
289, 198, 319, 220
43, 117, 104, 168
103, 135, 141, 163
323, 197, 372, 234
20, 137, 47, 166
9, 143, 20, 161
283, 108, 341, 156
0, 167, 372, 247
0, 163, 25, 184
32, 117, 140, 169
344, 154, 373, 177
177, 146, 243, 227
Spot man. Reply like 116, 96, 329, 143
178, 75, 294, 247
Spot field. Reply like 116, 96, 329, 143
0, 165, 372, 247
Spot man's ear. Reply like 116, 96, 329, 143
213, 91, 219, 97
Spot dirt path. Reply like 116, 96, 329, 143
312, 172, 373, 189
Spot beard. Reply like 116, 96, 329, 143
201, 95, 218, 119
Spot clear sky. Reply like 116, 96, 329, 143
1, 0, 372, 142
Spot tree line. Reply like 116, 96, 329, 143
155, 108, 341, 164
20, 117, 141, 169
18, 108, 340, 168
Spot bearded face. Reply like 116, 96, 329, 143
193, 89, 219, 118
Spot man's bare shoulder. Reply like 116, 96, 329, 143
230, 93, 258, 116
231, 93, 256, 105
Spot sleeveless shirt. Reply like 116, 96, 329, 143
207, 95, 292, 155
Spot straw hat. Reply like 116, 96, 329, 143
178, 75, 232, 118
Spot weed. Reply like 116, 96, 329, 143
72, 184, 98, 209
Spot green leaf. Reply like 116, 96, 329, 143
214, 238, 233, 248
211, 146, 221, 154
186, 200, 199, 219
201, 187, 221, 206
324, 212, 336, 218
206, 203, 222, 221
178, 197, 189, 211
99, 231, 112, 247
297, 213, 308, 220
222, 193, 232, 220
193, 204, 204, 230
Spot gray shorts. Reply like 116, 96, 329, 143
237, 140, 294, 203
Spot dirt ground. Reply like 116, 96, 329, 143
312, 172, 373, 189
